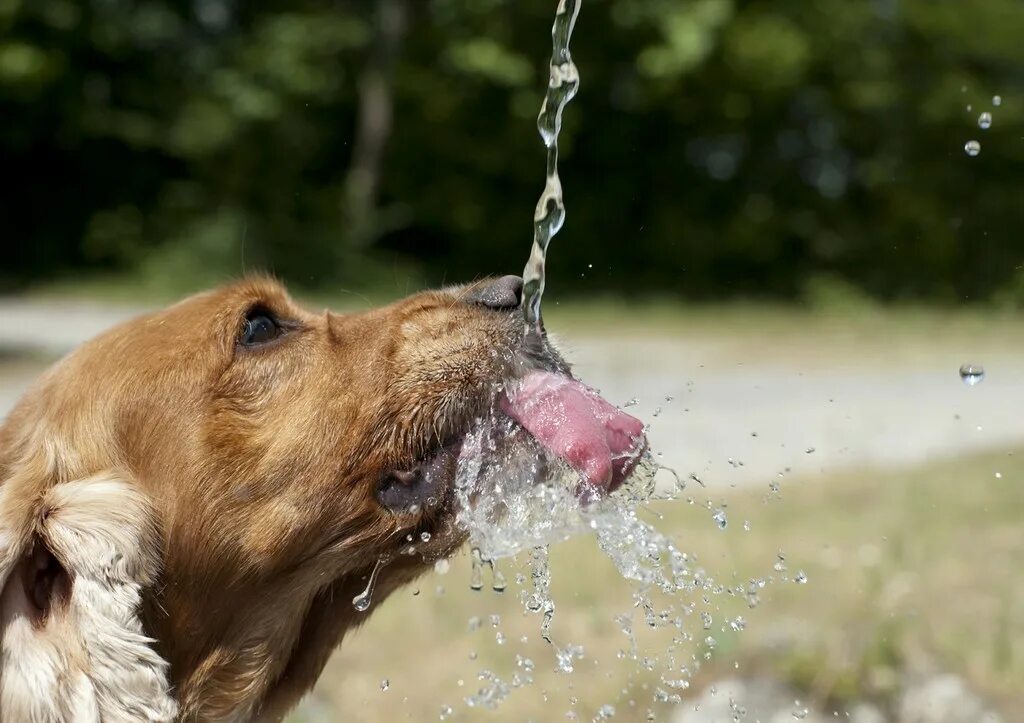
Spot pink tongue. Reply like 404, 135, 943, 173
501, 372, 646, 492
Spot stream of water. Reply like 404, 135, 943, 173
341, 3, 808, 719
431, 4, 783, 717
521, 0, 582, 335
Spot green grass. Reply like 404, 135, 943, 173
293, 448, 1024, 721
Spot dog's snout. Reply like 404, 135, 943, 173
468, 275, 524, 311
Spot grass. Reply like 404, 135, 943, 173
291, 447, 1023, 722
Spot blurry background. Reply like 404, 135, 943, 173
2, 0, 1023, 303
1, 1, 1023, 721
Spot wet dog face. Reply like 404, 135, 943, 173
0, 275, 643, 720
160, 277, 532, 573
0, 276, 547, 718
131, 278, 550, 712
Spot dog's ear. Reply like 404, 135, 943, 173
0, 462, 177, 722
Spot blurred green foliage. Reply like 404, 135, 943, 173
1, 0, 1022, 302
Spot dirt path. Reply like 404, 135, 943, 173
570, 334, 1024, 487
2, 299, 1021, 486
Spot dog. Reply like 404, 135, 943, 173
0, 275, 644, 721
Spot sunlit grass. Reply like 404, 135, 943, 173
292, 447, 1023, 721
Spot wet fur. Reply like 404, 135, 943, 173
0, 278, 522, 721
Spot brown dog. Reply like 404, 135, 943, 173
0, 276, 643, 721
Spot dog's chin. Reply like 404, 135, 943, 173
375, 437, 464, 516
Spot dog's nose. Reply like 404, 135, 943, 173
468, 275, 524, 311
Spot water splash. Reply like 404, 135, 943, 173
712, 507, 728, 529
435, 2, 796, 713
521, 0, 583, 335
523, 546, 556, 643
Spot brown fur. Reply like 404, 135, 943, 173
0, 277, 524, 721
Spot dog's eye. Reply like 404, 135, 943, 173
239, 312, 282, 346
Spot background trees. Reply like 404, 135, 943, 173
2, 0, 1021, 303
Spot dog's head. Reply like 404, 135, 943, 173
0, 276, 643, 720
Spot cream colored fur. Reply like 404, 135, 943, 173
0, 474, 176, 722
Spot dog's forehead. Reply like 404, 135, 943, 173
148, 278, 312, 341
189, 277, 297, 316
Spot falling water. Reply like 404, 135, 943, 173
352, 556, 386, 612
521, 0, 582, 334
434, 1, 793, 716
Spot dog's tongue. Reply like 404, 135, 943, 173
501, 371, 646, 492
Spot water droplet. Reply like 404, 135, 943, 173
805, 447, 816, 454
597, 704, 616, 719
495, 631, 506, 645
795, 570, 808, 584
743, 520, 751, 532
964, 140, 981, 157
470, 547, 484, 591
993, 95, 1002, 106
492, 565, 507, 592
995, 472, 1002, 479
959, 363, 985, 385
380, 679, 389, 692
439, 704, 453, 720
712, 508, 728, 529
352, 557, 386, 612
623, 397, 639, 408
729, 616, 746, 631
792, 704, 809, 719
555, 644, 584, 673
774, 552, 787, 572
434, 558, 450, 575
420, 531, 432, 542
978, 112, 992, 129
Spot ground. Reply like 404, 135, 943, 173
0, 294, 1020, 721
